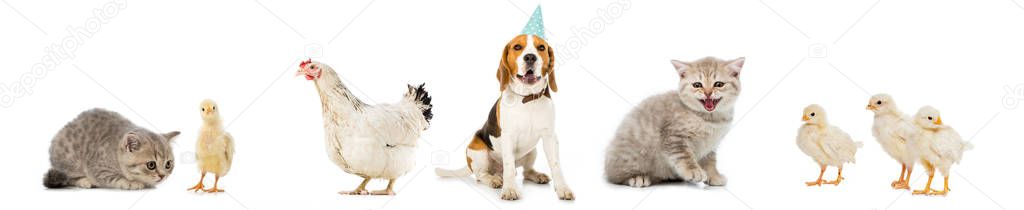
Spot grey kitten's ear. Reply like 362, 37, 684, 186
163, 131, 181, 142
123, 132, 141, 153
726, 57, 745, 77
670, 60, 688, 77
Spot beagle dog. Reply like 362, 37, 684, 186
435, 34, 573, 200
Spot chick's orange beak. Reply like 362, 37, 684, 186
866, 104, 876, 110
802, 115, 810, 121
935, 117, 943, 125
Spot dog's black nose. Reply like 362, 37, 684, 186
524, 54, 537, 64
526, 69, 535, 75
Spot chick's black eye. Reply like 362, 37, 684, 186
538, 45, 546, 51
165, 160, 173, 169
714, 81, 725, 87
146, 161, 156, 170
927, 117, 933, 120
810, 113, 815, 117
201, 108, 205, 112
513, 44, 523, 51
692, 82, 703, 88
876, 101, 882, 105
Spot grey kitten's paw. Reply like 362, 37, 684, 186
626, 176, 652, 188
681, 168, 708, 184
707, 173, 727, 186
73, 178, 93, 188
117, 180, 147, 190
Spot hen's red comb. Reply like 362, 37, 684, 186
299, 59, 313, 68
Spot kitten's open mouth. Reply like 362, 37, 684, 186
700, 98, 721, 112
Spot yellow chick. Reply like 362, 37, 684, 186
909, 106, 972, 196
796, 104, 862, 186
187, 99, 235, 193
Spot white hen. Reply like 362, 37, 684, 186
909, 106, 972, 196
297, 59, 433, 196
867, 93, 918, 189
797, 104, 862, 186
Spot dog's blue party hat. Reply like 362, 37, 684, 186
521, 6, 545, 39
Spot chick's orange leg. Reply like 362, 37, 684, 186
894, 166, 912, 190
203, 175, 225, 193
891, 164, 907, 188
825, 166, 844, 185
928, 176, 950, 196
187, 172, 206, 192
912, 173, 940, 195
806, 165, 826, 186
339, 178, 371, 195
370, 179, 396, 196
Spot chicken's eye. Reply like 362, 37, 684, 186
714, 81, 725, 87
513, 44, 523, 51
146, 161, 157, 170
201, 108, 206, 112
165, 160, 173, 169
810, 113, 815, 117
876, 100, 882, 105
212, 107, 216, 111
692, 82, 703, 88
538, 45, 546, 51
927, 116, 933, 120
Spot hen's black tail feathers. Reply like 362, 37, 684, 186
408, 83, 433, 124
43, 169, 69, 188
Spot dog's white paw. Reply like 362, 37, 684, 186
627, 176, 651, 188
680, 168, 708, 184
500, 187, 520, 201
524, 170, 550, 184
555, 186, 575, 200
707, 173, 727, 186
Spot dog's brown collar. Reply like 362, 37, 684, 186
521, 87, 551, 104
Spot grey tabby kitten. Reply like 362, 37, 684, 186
44, 108, 179, 190
605, 57, 744, 188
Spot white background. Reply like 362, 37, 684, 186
2, 0, 1023, 209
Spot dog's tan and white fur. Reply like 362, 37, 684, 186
435, 34, 573, 201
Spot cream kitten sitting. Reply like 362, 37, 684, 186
604, 57, 744, 187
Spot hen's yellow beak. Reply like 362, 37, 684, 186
802, 115, 810, 121
934, 117, 943, 125
866, 104, 876, 110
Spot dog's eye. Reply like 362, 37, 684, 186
713, 81, 725, 87
538, 45, 546, 51
692, 82, 703, 88
513, 44, 523, 51
146, 161, 157, 170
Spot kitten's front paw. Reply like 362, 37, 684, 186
73, 179, 93, 188
555, 186, 575, 200
500, 187, 521, 200
707, 173, 728, 186
681, 168, 708, 184
627, 176, 652, 188
117, 180, 147, 190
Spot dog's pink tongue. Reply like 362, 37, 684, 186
703, 99, 716, 111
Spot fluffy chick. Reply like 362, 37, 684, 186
797, 104, 862, 186
909, 106, 972, 196
867, 94, 918, 189
187, 99, 235, 193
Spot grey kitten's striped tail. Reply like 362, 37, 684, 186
43, 169, 69, 188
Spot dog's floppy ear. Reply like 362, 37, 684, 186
546, 44, 557, 92
497, 42, 512, 92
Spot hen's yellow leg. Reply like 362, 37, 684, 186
187, 173, 206, 192
891, 165, 907, 188
895, 166, 912, 190
912, 174, 941, 195
806, 165, 826, 186
203, 175, 225, 193
370, 179, 396, 196
825, 166, 844, 185
928, 176, 950, 196
339, 178, 371, 195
